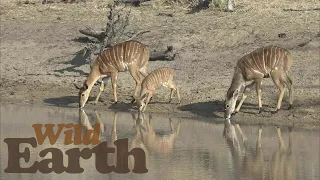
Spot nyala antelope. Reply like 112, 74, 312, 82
74, 40, 150, 108
143, 114, 181, 154
223, 120, 295, 180
132, 113, 181, 154
224, 45, 293, 119
80, 110, 148, 170
135, 67, 181, 112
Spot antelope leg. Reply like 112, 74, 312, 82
142, 92, 153, 112
112, 112, 118, 143
256, 125, 263, 159
285, 72, 294, 109
95, 81, 105, 105
129, 67, 141, 103
275, 126, 286, 152
257, 125, 262, 149
176, 87, 181, 104
271, 71, 286, 113
255, 79, 263, 113
235, 124, 247, 143
169, 88, 175, 103
111, 72, 118, 104
235, 81, 256, 113
169, 82, 181, 104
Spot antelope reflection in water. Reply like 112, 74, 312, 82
79, 109, 118, 165
131, 113, 182, 154
79, 109, 149, 171
223, 120, 295, 180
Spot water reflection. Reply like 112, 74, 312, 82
1, 103, 319, 180
78, 109, 182, 170
79, 109, 138, 171
223, 120, 296, 180
135, 113, 181, 154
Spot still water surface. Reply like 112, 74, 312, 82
1, 103, 319, 180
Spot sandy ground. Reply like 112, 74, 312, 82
0, 0, 319, 128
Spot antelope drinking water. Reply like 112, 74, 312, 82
135, 67, 181, 112
224, 45, 293, 119
73, 40, 150, 108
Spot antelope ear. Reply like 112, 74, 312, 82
73, 83, 81, 90
83, 81, 88, 90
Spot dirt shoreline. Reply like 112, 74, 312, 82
0, 1, 319, 129
1, 81, 319, 129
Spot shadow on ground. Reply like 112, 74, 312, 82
178, 100, 225, 119
54, 48, 90, 76
107, 101, 136, 112
43, 96, 95, 108
71, 36, 99, 44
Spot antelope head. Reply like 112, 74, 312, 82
135, 95, 147, 113
73, 81, 90, 108
224, 88, 240, 119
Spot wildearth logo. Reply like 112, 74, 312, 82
4, 123, 148, 174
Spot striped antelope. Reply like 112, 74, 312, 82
132, 113, 181, 154
80, 110, 148, 171
223, 120, 296, 180
142, 114, 181, 154
79, 109, 105, 142
224, 45, 293, 119
81, 110, 119, 168
73, 40, 150, 108
135, 67, 181, 112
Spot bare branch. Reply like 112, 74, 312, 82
283, 8, 320, 12
78, 0, 153, 71
125, 30, 150, 41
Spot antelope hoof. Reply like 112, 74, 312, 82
271, 109, 279, 114
114, 101, 118, 104
177, 101, 181, 105
288, 105, 293, 110
258, 108, 262, 114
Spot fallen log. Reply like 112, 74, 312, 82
79, 27, 106, 42
79, 27, 150, 47
149, 46, 176, 61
